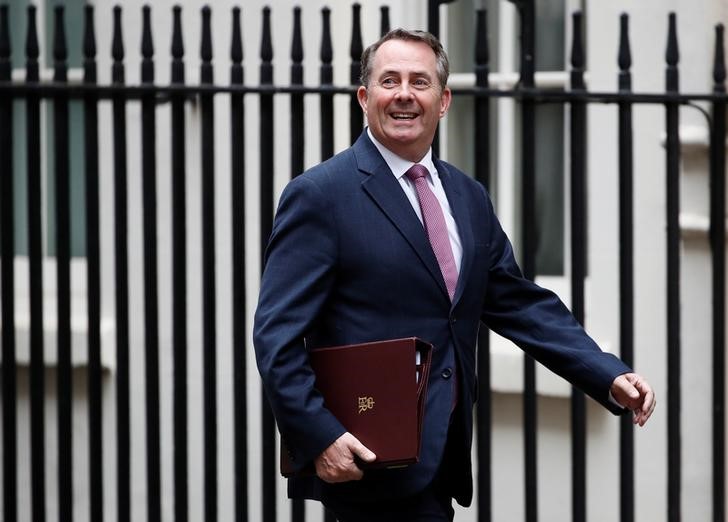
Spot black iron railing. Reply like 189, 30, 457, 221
0, 3, 725, 522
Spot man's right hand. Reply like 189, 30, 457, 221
314, 432, 377, 483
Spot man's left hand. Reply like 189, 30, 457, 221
610, 372, 656, 427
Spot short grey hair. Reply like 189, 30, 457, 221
359, 28, 450, 89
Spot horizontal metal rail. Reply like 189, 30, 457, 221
1, 81, 728, 104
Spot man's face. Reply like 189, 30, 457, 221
357, 39, 452, 162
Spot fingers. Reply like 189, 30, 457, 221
351, 437, 377, 464
610, 374, 639, 409
612, 373, 656, 427
314, 432, 377, 484
632, 381, 656, 427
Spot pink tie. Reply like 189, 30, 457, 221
406, 164, 459, 301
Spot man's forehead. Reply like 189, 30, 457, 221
371, 39, 438, 71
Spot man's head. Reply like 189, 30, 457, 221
360, 29, 450, 89
357, 29, 452, 162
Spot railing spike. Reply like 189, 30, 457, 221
666, 12, 679, 66
350, 3, 362, 66
348, 3, 363, 141
231, 6, 243, 65
618, 13, 632, 73
570, 11, 585, 91
0, 5, 10, 62
53, 5, 67, 63
666, 12, 679, 92
714, 24, 726, 91
53, 5, 67, 84
260, 6, 273, 66
111, 5, 124, 84
172, 5, 184, 60
475, 9, 489, 69
26, 4, 39, 62
200, 5, 213, 86
380, 6, 390, 36
84, 6, 96, 60
291, 6, 303, 65
112, 6, 124, 62
618, 13, 632, 92
141, 5, 154, 59
320, 7, 332, 67
84, 5, 97, 84
25, 5, 38, 82
570, 11, 584, 72
201, 6, 212, 63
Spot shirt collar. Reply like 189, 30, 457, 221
366, 127, 437, 181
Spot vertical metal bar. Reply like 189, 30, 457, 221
567, 11, 588, 522
25, 6, 45, 521
710, 22, 727, 522
320, 7, 333, 160
474, 9, 491, 522
290, 6, 304, 180
290, 6, 307, 511
259, 8, 277, 522
426, 0, 459, 37
617, 13, 635, 522
230, 7, 249, 522
82, 6, 103, 522
380, 6, 390, 37
199, 6, 218, 521
111, 7, 130, 522
0, 6, 17, 522
664, 12, 681, 522
425, 0, 455, 157
513, 0, 538, 520
170, 6, 189, 521
51, 8, 73, 522
428, 0, 441, 37
569, 11, 588, 522
140, 6, 161, 521
349, 3, 362, 144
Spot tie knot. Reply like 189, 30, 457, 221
405, 163, 429, 182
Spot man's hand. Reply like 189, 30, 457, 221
314, 432, 377, 483
611, 372, 656, 427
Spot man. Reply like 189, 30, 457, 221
253, 28, 655, 521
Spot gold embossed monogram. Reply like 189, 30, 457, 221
358, 396, 375, 414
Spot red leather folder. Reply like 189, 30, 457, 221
280, 337, 433, 477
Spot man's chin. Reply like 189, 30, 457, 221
382, 129, 420, 145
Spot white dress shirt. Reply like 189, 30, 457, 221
367, 128, 463, 273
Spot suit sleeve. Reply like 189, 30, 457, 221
477, 185, 631, 414
253, 174, 347, 469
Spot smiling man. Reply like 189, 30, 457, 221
253, 29, 655, 522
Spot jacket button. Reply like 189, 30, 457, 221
441, 368, 453, 379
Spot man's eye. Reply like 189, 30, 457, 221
381, 78, 397, 87
413, 79, 431, 89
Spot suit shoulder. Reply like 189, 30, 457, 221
288, 147, 360, 194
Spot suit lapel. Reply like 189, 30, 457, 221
434, 157, 474, 307
354, 135, 450, 300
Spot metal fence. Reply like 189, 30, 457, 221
0, 2, 726, 522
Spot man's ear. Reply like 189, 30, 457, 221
439, 86, 452, 118
357, 85, 369, 115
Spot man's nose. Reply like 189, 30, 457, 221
394, 82, 415, 100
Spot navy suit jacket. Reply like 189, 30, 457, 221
253, 131, 630, 507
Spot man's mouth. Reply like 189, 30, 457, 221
390, 112, 417, 120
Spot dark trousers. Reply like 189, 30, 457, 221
322, 392, 464, 521
322, 479, 455, 522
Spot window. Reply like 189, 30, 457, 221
9, 0, 87, 258
442, 0, 577, 276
